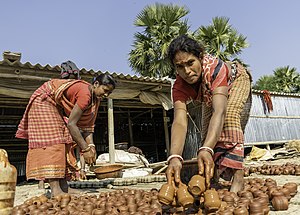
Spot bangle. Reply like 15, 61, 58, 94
197, 146, 214, 156
81, 146, 91, 153
88, 144, 96, 148
167, 154, 184, 164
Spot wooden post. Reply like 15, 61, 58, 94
163, 109, 170, 156
128, 110, 134, 146
108, 98, 115, 164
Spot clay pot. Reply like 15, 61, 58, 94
222, 195, 234, 207
255, 197, 269, 215
204, 189, 221, 212
283, 182, 298, 195
219, 209, 234, 215
294, 167, 300, 175
38, 203, 49, 212
11, 209, 26, 215
280, 187, 291, 200
249, 201, 263, 214
240, 191, 253, 200
271, 192, 289, 211
46, 208, 58, 214
157, 182, 175, 205
92, 209, 106, 215
233, 206, 248, 215
127, 203, 137, 213
176, 183, 194, 208
188, 174, 206, 196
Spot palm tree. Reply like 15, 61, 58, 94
194, 17, 249, 62
253, 75, 277, 91
253, 66, 300, 93
128, 3, 190, 78
273, 66, 300, 93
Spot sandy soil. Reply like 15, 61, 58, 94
14, 157, 300, 214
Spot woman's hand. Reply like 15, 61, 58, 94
79, 169, 87, 180
165, 158, 182, 185
82, 147, 96, 165
197, 150, 214, 188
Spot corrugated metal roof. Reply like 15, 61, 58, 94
0, 59, 171, 84
252, 89, 300, 97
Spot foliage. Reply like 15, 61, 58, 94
252, 75, 277, 91
194, 17, 249, 62
253, 66, 300, 93
128, 3, 190, 78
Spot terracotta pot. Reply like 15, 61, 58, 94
11, 209, 26, 215
204, 189, 221, 212
233, 205, 248, 215
157, 182, 175, 205
283, 182, 297, 194
271, 192, 289, 211
222, 195, 234, 207
249, 201, 263, 214
188, 174, 206, 196
92, 209, 106, 215
176, 183, 194, 208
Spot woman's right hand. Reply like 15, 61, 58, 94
83, 147, 96, 165
165, 158, 182, 185
197, 150, 214, 188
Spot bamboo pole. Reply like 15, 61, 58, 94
107, 98, 115, 164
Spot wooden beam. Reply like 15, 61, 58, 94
107, 98, 115, 164
163, 109, 170, 156
128, 110, 133, 146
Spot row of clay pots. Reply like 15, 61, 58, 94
158, 176, 298, 214
12, 188, 163, 215
244, 163, 300, 176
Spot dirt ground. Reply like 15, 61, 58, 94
14, 157, 300, 214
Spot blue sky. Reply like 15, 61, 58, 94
1, 0, 300, 82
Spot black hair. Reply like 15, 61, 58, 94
167, 34, 205, 67
92, 74, 116, 89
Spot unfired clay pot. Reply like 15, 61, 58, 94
176, 183, 194, 208
158, 182, 175, 205
204, 189, 221, 211
188, 175, 206, 196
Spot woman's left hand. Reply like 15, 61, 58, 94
197, 150, 214, 188
83, 147, 96, 165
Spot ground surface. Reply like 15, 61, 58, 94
14, 157, 300, 214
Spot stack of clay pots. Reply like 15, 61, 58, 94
158, 176, 298, 214
158, 174, 223, 214
12, 188, 163, 215
244, 162, 300, 176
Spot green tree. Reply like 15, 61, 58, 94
252, 75, 277, 91
128, 3, 190, 78
273, 66, 300, 93
194, 17, 249, 62
253, 66, 300, 93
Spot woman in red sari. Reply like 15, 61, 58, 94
165, 35, 251, 193
16, 74, 115, 196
